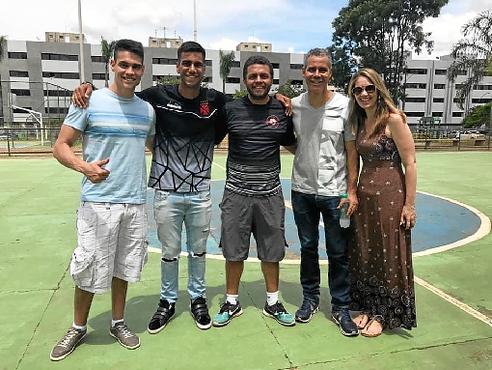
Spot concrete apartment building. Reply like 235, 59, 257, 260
1, 33, 491, 129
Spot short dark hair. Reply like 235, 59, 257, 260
242, 55, 273, 80
303, 48, 332, 69
113, 39, 144, 62
177, 41, 206, 62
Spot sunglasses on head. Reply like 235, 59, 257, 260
352, 84, 376, 96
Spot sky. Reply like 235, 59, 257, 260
0, 0, 490, 57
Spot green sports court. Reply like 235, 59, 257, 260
1, 151, 491, 370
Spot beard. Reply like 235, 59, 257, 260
246, 84, 271, 101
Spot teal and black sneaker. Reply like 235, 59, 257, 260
262, 301, 295, 326
213, 301, 243, 327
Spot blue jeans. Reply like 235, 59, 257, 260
154, 190, 211, 303
291, 191, 350, 308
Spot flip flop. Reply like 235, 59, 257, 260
353, 313, 370, 330
361, 315, 384, 337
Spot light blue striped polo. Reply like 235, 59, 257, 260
64, 88, 155, 204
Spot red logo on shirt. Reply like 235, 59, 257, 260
200, 101, 210, 116
265, 115, 280, 128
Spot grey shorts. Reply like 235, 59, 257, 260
70, 202, 148, 294
219, 189, 287, 262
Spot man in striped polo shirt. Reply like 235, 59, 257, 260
50, 39, 155, 360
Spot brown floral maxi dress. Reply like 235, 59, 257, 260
348, 127, 417, 330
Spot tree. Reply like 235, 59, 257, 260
219, 50, 235, 93
101, 37, 116, 87
448, 10, 492, 110
233, 89, 248, 99
157, 74, 181, 85
273, 80, 304, 98
332, 0, 448, 101
328, 45, 356, 92
462, 102, 491, 129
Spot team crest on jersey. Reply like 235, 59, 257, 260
200, 101, 210, 116
265, 115, 280, 128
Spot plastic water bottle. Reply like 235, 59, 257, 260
339, 193, 350, 228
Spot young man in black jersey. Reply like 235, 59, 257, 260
213, 56, 296, 327
73, 41, 227, 332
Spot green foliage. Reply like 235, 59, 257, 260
100, 36, 116, 87
448, 10, 492, 109
219, 50, 236, 93
332, 0, 448, 100
233, 89, 248, 99
157, 75, 181, 85
273, 80, 305, 98
328, 45, 356, 91
463, 103, 491, 128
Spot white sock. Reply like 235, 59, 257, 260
72, 322, 87, 331
226, 294, 239, 305
111, 319, 124, 328
266, 291, 279, 306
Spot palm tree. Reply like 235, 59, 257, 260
0, 35, 7, 125
219, 50, 235, 93
448, 10, 492, 109
101, 37, 116, 87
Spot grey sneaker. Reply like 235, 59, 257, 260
50, 327, 87, 361
109, 322, 140, 349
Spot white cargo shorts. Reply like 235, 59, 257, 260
70, 202, 148, 294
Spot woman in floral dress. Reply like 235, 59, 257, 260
347, 68, 417, 337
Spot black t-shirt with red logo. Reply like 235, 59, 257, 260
138, 84, 227, 192
225, 96, 295, 196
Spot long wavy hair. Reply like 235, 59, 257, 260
347, 68, 406, 137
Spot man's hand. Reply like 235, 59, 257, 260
83, 158, 110, 183
72, 83, 93, 108
274, 93, 292, 116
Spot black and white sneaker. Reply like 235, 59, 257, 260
331, 307, 359, 337
147, 299, 176, 334
190, 297, 212, 330
295, 300, 319, 323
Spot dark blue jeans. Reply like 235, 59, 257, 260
292, 190, 350, 308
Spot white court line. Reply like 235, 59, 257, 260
212, 161, 227, 171
414, 276, 492, 327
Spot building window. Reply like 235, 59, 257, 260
205, 60, 213, 66
434, 84, 445, 89
41, 53, 78, 61
44, 90, 72, 97
226, 77, 240, 83
273, 79, 279, 84
473, 84, 492, 91
152, 57, 178, 65
91, 56, 105, 63
42, 72, 80, 79
432, 112, 443, 117
231, 61, 240, 68
291, 79, 303, 85
405, 68, 427, 75
92, 73, 106, 80
405, 97, 426, 103
434, 69, 447, 75
472, 98, 492, 104
290, 64, 303, 70
10, 89, 31, 96
405, 112, 425, 117
405, 83, 427, 89
202, 76, 213, 83
9, 70, 29, 77
8, 52, 27, 59
45, 107, 69, 114
452, 112, 463, 117
433, 98, 444, 103
272, 63, 280, 69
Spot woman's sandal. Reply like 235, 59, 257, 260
353, 312, 370, 330
361, 315, 384, 337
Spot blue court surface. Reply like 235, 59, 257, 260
146, 180, 481, 258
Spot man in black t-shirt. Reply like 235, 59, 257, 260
213, 56, 296, 328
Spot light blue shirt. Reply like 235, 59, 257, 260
64, 88, 155, 204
